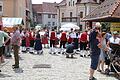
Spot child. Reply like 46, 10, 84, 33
34, 31, 43, 54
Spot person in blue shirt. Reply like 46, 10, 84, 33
89, 23, 102, 80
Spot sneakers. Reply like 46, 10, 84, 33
89, 77, 97, 80
12, 65, 19, 69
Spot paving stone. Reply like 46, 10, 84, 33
0, 49, 117, 80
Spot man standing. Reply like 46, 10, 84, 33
59, 30, 67, 54
89, 23, 102, 80
0, 29, 10, 72
49, 29, 56, 54
80, 30, 88, 57
11, 25, 21, 68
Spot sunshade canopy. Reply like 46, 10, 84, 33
2, 17, 24, 27
60, 23, 80, 31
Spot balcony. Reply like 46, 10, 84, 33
62, 17, 77, 22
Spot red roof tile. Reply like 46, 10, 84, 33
42, 2, 57, 14
83, 0, 120, 22
32, 4, 43, 13
32, 2, 57, 14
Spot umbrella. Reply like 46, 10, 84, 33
60, 23, 80, 31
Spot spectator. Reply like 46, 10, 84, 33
11, 25, 21, 69
0, 29, 10, 72
97, 32, 108, 73
89, 23, 102, 80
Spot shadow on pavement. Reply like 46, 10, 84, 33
0, 73, 12, 78
66, 57, 77, 59
19, 56, 24, 61
13, 68, 24, 73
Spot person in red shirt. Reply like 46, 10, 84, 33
79, 30, 88, 57
49, 29, 56, 54
29, 28, 35, 54
59, 31, 67, 54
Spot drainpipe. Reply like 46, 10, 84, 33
84, 3, 87, 29
13, 0, 16, 17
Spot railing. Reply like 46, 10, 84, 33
62, 17, 77, 22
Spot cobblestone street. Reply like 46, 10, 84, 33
0, 49, 117, 80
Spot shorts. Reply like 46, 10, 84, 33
0, 46, 3, 57
90, 54, 100, 70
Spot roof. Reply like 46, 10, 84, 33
80, 0, 97, 4
57, 0, 66, 7
42, 2, 57, 14
32, 4, 43, 13
32, 2, 57, 14
83, 0, 120, 22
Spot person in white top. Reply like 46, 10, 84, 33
108, 31, 120, 45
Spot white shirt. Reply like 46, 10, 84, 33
70, 32, 76, 38
109, 37, 120, 44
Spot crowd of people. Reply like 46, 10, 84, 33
0, 23, 120, 79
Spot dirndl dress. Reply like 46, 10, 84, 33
34, 38, 42, 51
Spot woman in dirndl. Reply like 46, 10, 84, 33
34, 30, 43, 54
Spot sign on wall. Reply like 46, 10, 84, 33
111, 23, 120, 32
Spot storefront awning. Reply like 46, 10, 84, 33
2, 17, 24, 27
82, 0, 120, 22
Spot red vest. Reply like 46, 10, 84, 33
80, 32, 87, 42
60, 32, 67, 41
68, 36, 73, 43
29, 32, 34, 40
50, 31, 56, 40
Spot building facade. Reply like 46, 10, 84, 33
0, 0, 3, 30
33, 2, 57, 28
57, 0, 105, 30
2, 0, 33, 28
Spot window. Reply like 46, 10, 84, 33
70, 12, 72, 17
93, 0, 97, 2
77, 0, 81, 3
73, 1, 75, 6
62, 13, 64, 18
0, 6, 2, 11
52, 22, 55, 26
48, 22, 51, 26
0, 1, 3, 13
38, 13, 41, 16
69, 2, 70, 6
48, 14, 51, 18
52, 14, 55, 18
80, 12, 83, 18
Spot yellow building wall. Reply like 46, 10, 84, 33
111, 23, 120, 32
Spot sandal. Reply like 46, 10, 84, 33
97, 69, 101, 72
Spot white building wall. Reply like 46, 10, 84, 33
42, 14, 57, 28
58, 0, 100, 30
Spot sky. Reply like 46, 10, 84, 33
32, 0, 63, 4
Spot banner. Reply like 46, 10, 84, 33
111, 23, 120, 32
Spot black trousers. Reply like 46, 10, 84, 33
30, 40, 34, 47
80, 42, 87, 50
60, 41, 66, 48
50, 40, 55, 47
0, 46, 3, 57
